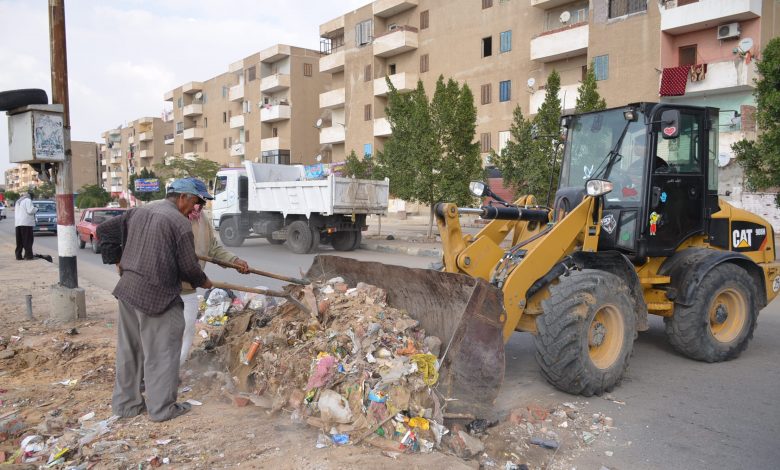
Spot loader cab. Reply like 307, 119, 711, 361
557, 103, 718, 259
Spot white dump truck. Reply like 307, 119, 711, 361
211, 162, 389, 253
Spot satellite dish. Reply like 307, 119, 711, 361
559, 11, 571, 24
315, 154, 322, 162
718, 152, 731, 167
527, 77, 536, 88
315, 118, 324, 129
738, 37, 754, 54
194, 92, 203, 100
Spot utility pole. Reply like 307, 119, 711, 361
48, 0, 79, 289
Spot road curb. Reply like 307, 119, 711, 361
360, 242, 442, 258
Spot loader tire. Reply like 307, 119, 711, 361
286, 220, 312, 254
219, 218, 245, 247
535, 270, 635, 396
331, 231, 356, 251
664, 263, 758, 362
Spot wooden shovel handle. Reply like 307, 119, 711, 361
199, 255, 310, 285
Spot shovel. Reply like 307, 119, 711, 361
209, 281, 312, 315
199, 255, 310, 285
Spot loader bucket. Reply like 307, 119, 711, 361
306, 255, 506, 417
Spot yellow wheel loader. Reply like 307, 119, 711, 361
307, 103, 780, 416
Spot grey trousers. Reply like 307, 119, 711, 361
112, 298, 185, 422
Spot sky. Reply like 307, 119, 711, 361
0, 0, 366, 184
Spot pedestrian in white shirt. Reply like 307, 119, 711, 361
14, 191, 37, 260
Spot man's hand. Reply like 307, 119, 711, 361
234, 258, 250, 274
202, 278, 213, 289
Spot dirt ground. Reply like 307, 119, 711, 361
0, 250, 621, 469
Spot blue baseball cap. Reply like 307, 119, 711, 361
168, 177, 214, 201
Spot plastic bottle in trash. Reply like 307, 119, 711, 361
242, 337, 262, 365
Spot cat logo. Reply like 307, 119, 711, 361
732, 229, 753, 249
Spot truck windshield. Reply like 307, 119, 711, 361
560, 109, 647, 206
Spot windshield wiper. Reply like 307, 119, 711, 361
593, 120, 632, 180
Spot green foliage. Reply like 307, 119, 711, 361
4, 190, 20, 204
76, 184, 111, 209
376, 75, 482, 208
733, 37, 780, 205
31, 182, 55, 199
129, 167, 165, 202
493, 70, 563, 205
343, 150, 376, 179
153, 155, 222, 183
575, 61, 607, 113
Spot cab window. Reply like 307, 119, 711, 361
654, 113, 701, 174
214, 175, 228, 195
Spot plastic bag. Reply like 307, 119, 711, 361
317, 389, 353, 424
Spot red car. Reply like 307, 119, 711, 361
77, 207, 127, 253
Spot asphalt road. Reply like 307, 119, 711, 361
2, 214, 779, 469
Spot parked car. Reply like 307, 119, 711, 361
0, 202, 6, 220
77, 207, 126, 253
106, 202, 120, 208
33, 200, 57, 234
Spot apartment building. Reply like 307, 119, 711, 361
164, 44, 329, 167
316, 0, 776, 166
99, 117, 173, 197
4, 140, 100, 193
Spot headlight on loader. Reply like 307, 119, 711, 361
586, 179, 614, 197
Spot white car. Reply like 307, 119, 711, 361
106, 202, 120, 208
0, 202, 5, 220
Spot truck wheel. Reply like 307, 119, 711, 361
308, 227, 321, 254
331, 231, 356, 251
219, 218, 245, 247
535, 270, 635, 396
351, 231, 362, 250
664, 263, 758, 362
286, 220, 312, 254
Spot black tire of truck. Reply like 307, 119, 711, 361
307, 227, 321, 254
219, 218, 245, 247
534, 269, 636, 396
0, 89, 48, 112
664, 263, 758, 363
286, 220, 312, 254
350, 230, 362, 250
331, 231, 356, 251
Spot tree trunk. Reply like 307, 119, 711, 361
427, 204, 434, 239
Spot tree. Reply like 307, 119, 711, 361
76, 184, 111, 209
575, 60, 607, 113
153, 155, 222, 183
376, 75, 482, 236
733, 37, 780, 205
493, 70, 563, 205
31, 182, 55, 199
4, 190, 20, 204
343, 149, 376, 179
129, 167, 165, 202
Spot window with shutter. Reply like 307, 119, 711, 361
245, 130, 250, 143
247, 66, 256, 81
594, 55, 609, 81
481, 84, 492, 105
480, 133, 492, 152
500, 31, 512, 53
365, 64, 372, 82
420, 10, 429, 29
304, 63, 313, 77
364, 104, 372, 121
356, 20, 373, 46
482, 0, 493, 9
499, 80, 511, 102
420, 54, 429, 73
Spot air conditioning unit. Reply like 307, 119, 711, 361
717, 23, 740, 40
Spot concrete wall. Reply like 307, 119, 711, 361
71, 141, 99, 191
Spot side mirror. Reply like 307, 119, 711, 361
469, 181, 487, 197
84, 218, 92, 223
660, 109, 680, 139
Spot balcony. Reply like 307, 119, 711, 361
260, 104, 291, 122
139, 131, 153, 141
529, 83, 579, 114
259, 44, 291, 64
229, 114, 245, 129
673, 59, 758, 97
319, 16, 345, 38
373, 0, 418, 18
110, 186, 123, 193
530, 23, 588, 62
182, 82, 203, 94
319, 126, 346, 145
531, 0, 578, 7
320, 88, 346, 109
164, 133, 175, 145
164, 90, 174, 102
140, 149, 153, 159
101, 171, 108, 179
100, 159, 108, 167
128, 135, 135, 144
229, 84, 244, 102
320, 49, 345, 74
110, 156, 121, 165
260, 73, 291, 93
230, 143, 245, 157
661, 0, 761, 35
183, 127, 204, 140
183, 103, 203, 116
374, 117, 392, 137
261, 136, 291, 152
373, 27, 418, 58
374, 72, 418, 96
100, 144, 107, 152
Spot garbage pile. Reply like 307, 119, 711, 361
210, 276, 450, 453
